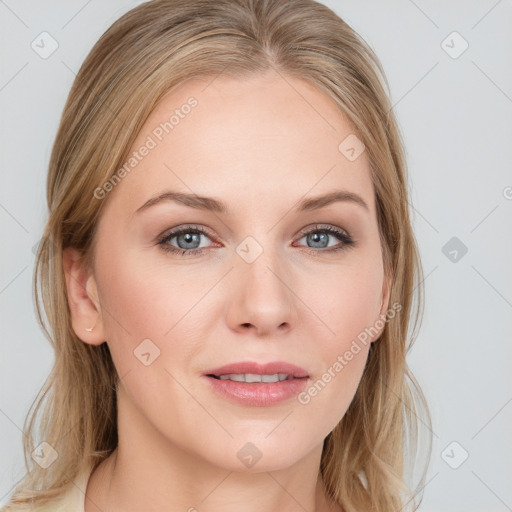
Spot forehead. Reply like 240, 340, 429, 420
102, 71, 374, 218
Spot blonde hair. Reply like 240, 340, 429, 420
3, 1, 432, 510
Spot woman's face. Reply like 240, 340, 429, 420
70, 70, 390, 472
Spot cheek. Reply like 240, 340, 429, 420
307, 257, 384, 350
96, 250, 205, 340
294, 256, 383, 427
93, 249, 215, 392
92, 255, 206, 434
297, 288, 375, 437
91, 252, 170, 382
298, 343, 370, 427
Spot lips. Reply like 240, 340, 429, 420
203, 361, 310, 407
204, 361, 309, 379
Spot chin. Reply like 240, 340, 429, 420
201, 433, 317, 473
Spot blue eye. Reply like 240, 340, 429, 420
157, 226, 212, 256
157, 224, 355, 256
294, 225, 355, 252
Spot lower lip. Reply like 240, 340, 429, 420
203, 375, 309, 407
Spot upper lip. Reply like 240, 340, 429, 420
205, 361, 309, 378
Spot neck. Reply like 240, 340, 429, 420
84, 386, 341, 512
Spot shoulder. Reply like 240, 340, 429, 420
1, 462, 94, 512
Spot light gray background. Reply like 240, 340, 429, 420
1, 1, 511, 510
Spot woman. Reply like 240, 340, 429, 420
2, 0, 432, 511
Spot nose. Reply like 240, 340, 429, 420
225, 246, 298, 337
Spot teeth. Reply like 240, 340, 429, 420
218, 373, 290, 383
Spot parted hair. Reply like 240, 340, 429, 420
3, 1, 432, 511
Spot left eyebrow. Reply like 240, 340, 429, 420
134, 189, 370, 216
295, 190, 369, 213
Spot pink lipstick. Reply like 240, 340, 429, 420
203, 361, 310, 407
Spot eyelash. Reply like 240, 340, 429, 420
157, 224, 355, 257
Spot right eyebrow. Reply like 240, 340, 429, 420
135, 191, 228, 215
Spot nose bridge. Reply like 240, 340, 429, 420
229, 231, 297, 332
238, 232, 288, 296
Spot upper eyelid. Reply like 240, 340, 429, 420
296, 224, 349, 237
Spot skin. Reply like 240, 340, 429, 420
63, 69, 391, 512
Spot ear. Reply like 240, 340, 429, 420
379, 273, 392, 318
371, 273, 393, 343
62, 247, 106, 345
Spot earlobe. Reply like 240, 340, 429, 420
62, 247, 106, 345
